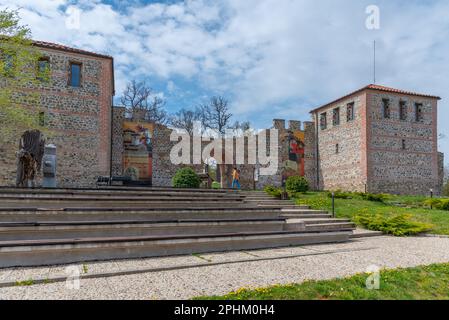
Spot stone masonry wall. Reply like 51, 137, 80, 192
367, 91, 440, 195
111, 106, 125, 176
304, 121, 317, 190
0, 46, 114, 187
150, 120, 304, 190
313, 93, 367, 192
438, 152, 444, 195
151, 124, 178, 187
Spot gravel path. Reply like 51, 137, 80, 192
1, 235, 449, 300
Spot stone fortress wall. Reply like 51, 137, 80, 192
0, 42, 445, 195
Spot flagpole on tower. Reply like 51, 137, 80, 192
373, 40, 376, 84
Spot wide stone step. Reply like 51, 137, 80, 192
305, 222, 356, 232
0, 219, 286, 241
258, 204, 309, 209
0, 187, 236, 195
246, 200, 296, 205
281, 213, 332, 219
0, 230, 352, 268
0, 200, 251, 209
300, 218, 352, 225
0, 207, 282, 222
0, 193, 244, 201
280, 209, 329, 215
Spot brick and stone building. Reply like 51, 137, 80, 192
0, 40, 114, 187
309, 84, 444, 195
0, 40, 444, 195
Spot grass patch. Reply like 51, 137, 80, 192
192, 253, 212, 263
195, 263, 449, 300
15, 279, 35, 287
295, 192, 449, 235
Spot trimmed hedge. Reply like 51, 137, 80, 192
172, 167, 201, 188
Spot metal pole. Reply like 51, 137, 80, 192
430, 189, 434, 209
332, 192, 335, 218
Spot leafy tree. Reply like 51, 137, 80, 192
0, 9, 46, 145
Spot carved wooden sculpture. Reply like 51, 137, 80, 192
16, 130, 45, 188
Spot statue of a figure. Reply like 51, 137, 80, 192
16, 130, 45, 188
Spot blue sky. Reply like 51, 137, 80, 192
2, 0, 448, 164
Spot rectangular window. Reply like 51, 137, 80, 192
347, 102, 355, 121
69, 62, 82, 87
399, 101, 407, 121
415, 103, 423, 122
332, 108, 340, 126
37, 58, 50, 81
336, 143, 339, 154
402, 139, 406, 150
38, 112, 45, 127
382, 98, 391, 119
320, 112, 327, 130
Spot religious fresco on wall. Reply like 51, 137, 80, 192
122, 121, 153, 183
281, 130, 305, 183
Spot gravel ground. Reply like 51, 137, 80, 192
1, 235, 449, 300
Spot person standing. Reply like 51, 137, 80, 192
232, 167, 241, 190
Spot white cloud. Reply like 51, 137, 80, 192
2, 0, 449, 160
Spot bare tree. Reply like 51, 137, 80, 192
202, 96, 233, 136
231, 121, 251, 133
169, 108, 199, 135
120, 80, 168, 124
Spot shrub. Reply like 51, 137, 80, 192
264, 185, 282, 198
172, 167, 201, 188
327, 190, 353, 199
359, 193, 390, 203
424, 198, 449, 211
354, 213, 432, 236
285, 176, 309, 193
211, 181, 221, 189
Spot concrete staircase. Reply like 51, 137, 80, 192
242, 191, 356, 233
0, 187, 355, 267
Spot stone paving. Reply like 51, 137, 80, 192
1, 235, 449, 300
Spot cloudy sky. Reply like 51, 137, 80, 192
2, 0, 448, 162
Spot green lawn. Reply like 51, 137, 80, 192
294, 192, 449, 235
195, 263, 449, 300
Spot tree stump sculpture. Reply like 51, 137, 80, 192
16, 130, 45, 188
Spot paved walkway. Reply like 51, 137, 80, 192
1, 235, 449, 300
